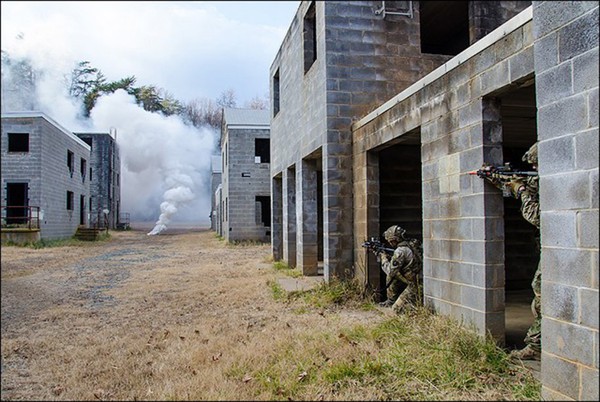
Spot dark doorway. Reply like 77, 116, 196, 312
6, 182, 29, 225
255, 196, 271, 227
317, 170, 323, 264
496, 80, 538, 350
376, 129, 423, 299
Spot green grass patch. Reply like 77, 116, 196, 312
267, 280, 287, 301
272, 261, 303, 278
231, 307, 540, 401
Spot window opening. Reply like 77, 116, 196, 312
255, 138, 270, 163
273, 69, 280, 117
67, 150, 74, 176
81, 158, 87, 181
80, 194, 86, 225
420, 1, 469, 55
303, 2, 317, 73
8, 133, 29, 152
67, 191, 74, 210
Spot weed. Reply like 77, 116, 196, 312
272, 261, 302, 278
273, 261, 289, 270
267, 280, 287, 301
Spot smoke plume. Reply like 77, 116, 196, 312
2, 48, 216, 234
90, 90, 215, 234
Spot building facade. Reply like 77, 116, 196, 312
1, 112, 91, 240
75, 131, 121, 229
220, 108, 271, 242
269, 0, 530, 278
270, 1, 598, 400
210, 154, 222, 232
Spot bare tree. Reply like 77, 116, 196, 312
216, 88, 237, 109
244, 93, 269, 110
1, 49, 38, 112
182, 97, 221, 131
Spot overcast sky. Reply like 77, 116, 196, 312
1, 1, 301, 230
1, 0, 300, 105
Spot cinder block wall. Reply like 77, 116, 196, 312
40, 119, 90, 239
353, 2, 598, 398
2, 115, 90, 240
353, 14, 536, 342
224, 128, 271, 242
76, 133, 120, 229
532, 1, 599, 400
270, 1, 454, 279
211, 171, 221, 230
1, 117, 43, 228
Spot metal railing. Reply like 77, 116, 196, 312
1, 205, 41, 230
116, 212, 131, 230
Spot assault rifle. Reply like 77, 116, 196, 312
362, 238, 395, 257
469, 163, 537, 198
362, 237, 397, 294
468, 163, 538, 179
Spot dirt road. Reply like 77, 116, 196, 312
1, 226, 388, 401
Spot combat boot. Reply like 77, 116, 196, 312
378, 299, 394, 307
509, 345, 541, 361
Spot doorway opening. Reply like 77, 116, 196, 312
370, 128, 423, 301
494, 80, 538, 350
6, 182, 29, 225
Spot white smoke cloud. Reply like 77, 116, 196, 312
90, 90, 215, 234
2, 43, 216, 234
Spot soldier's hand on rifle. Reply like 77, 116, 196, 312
379, 251, 390, 264
507, 179, 526, 198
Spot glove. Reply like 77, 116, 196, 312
379, 252, 389, 263
507, 179, 526, 198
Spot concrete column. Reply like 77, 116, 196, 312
480, 96, 506, 343
271, 176, 283, 261
366, 150, 383, 297
297, 159, 318, 275
283, 167, 296, 268
533, 2, 599, 399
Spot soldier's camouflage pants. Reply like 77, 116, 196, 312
525, 262, 541, 352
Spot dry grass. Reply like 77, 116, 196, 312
1, 227, 539, 401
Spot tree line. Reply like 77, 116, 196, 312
1, 50, 269, 132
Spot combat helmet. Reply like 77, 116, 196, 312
383, 225, 406, 243
522, 143, 538, 165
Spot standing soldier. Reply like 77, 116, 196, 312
480, 143, 541, 361
378, 225, 423, 314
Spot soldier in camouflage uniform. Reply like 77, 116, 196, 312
483, 143, 541, 361
378, 225, 423, 314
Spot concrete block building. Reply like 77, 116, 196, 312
210, 154, 222, 232
75, 131, 121, 230
270, 0, 530, 277
270, 1, 598, 400
1, 112, 91, 240
220, 108, 271, 242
